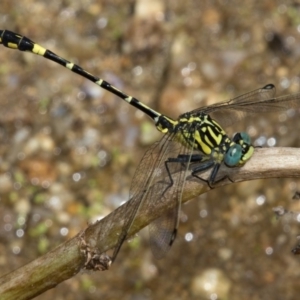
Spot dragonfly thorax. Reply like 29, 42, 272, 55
175, 112, 229, 155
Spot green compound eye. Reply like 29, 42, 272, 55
224, 144, 243, 167
233, 132, 251, 145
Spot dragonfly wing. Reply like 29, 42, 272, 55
211, 89, 300, 128
148, 127, 201, 259
111, 138, 166, 261
147, 137, 191, 259
188, 84, 279, 128
112, 133, 185, 261
148, 207, 178, 259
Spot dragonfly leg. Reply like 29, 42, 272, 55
167, 154, 218, 188
192, 163, 236, 188
191, 161, 217, 188
162, 154, 205, 196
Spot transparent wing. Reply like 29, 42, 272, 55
111, 133, 189, 260
147, 125, 202, 259
147, 138, 192, 259
148, 208, 178, 259
186, 84, 300, 128
111, 138, 168, 261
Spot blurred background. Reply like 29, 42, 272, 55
1, 0, 300, 299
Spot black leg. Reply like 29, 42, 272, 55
163, 154, 205, 195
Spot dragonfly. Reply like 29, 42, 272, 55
1, 29, 300, 262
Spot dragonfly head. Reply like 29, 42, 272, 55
225, 132, 254, 167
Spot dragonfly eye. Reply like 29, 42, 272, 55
233, 132, 251, 146
224, 144, 242, 167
